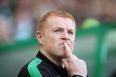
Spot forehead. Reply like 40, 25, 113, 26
46, 16, 76, 29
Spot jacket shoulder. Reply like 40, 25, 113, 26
18, 58, 43, 77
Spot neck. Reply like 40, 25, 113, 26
39, 48, 63, 66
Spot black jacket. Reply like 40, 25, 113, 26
18, 51, 83, 77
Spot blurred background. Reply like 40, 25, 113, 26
0, 0, 116, 77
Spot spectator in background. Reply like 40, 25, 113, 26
32, 0, 58, 22
0, 16, 13, 43
0, 0, 14, 43
14, 0, 35, 40
18, 10, 87, 77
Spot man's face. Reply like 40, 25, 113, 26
40, 16, 76, 58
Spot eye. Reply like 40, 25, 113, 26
68, 31, 73, 34
54, 28, 63, 32
54, 29, 61, 32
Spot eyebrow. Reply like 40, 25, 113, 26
54, 26, 74, 30
54, 27, 63, 29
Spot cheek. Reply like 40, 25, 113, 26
70, 37, 75, 47
70, 36, 75, 43
45, 35, 58, 46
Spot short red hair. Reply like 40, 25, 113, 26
37, 10, 76, 31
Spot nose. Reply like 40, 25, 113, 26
61, 31, 69, 41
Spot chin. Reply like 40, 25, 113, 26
61, 56, 67, 58
56, 49, 67, 58
59, 53, 67, 58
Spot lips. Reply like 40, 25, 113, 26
59, 43, 64, 45
59, 43, 65, 50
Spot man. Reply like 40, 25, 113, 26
18, 10, 87, 77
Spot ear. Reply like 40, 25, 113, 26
36, 31, 44, 45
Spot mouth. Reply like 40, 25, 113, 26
59, 41, 72, 48
58, 43, 65, 50
59, 43, 64, 45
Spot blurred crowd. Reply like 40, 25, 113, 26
0, 0, 116, 43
